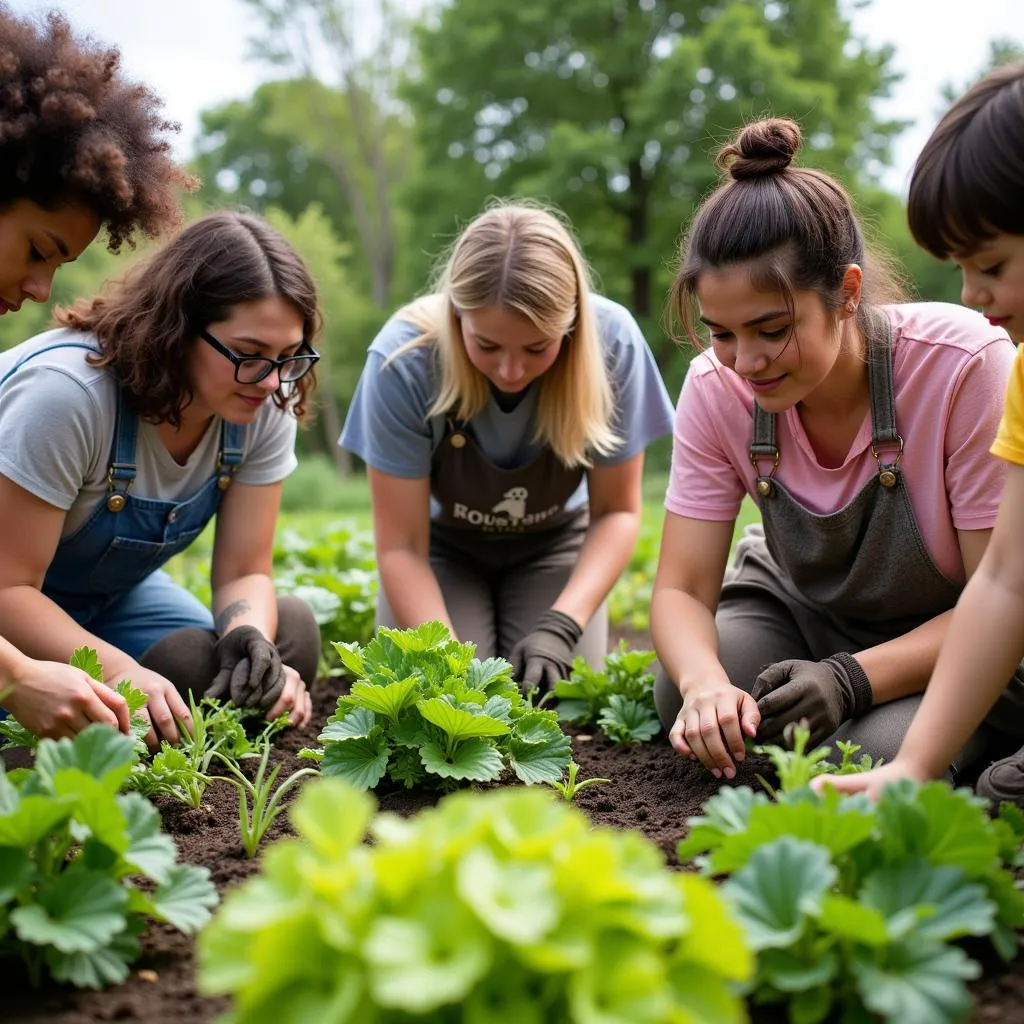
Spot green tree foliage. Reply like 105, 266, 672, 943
400, 0, 904, 362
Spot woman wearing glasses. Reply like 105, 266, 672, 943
0, 211, 321, 745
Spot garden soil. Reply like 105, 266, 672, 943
4, 627, 1024, 1023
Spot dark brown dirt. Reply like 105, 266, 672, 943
4, 627, 1023, 1023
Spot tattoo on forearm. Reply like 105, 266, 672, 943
215, 600, 252, 635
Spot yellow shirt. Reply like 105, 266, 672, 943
992, 342, 1024, 465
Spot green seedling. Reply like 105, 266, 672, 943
545, 759, 611, 802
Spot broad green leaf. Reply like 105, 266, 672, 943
417, 697, 511, 740
859, 861, 994, 942
818, 893, 889, 946
555, 698, 591, 723
674, 873, 753, 984
69, 646, 104, 682
463, 962, 554, 1024
319, 706, 377, 741
349, 677, 420, 720
457, 847, 557, 945
876, 781, 998, 876
290, 778, 374, 859
364, 900, 493, 1012
759, 946, 839, 992
420, 738, 504, 782
723, 838, 837, 950
0, 847, 34, 902
507, 728, 572, 785
321, 734, 390, 790
853, 941, 979, 1024
378, 620, 453, 653
0, 718, 38, 750
677, 786, 770, 861
119, 793, 177, 885
12, 869, 128, 953
0, 793, 75, 846
708, 791, 875, 873
466, 657, 516, 691
47, 921, 141, 989
147, 863, 219, 933
669, 963, 749, 1024
567, 936, 673, 1024
35, 725, 137, 791
331, 640, 365, 676
114, 680, 149, 716
52, 768, 129, 851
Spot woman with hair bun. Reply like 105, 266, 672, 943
342, 202, 674, 690
652, 117, 1024, 782
0, 4, 192, 740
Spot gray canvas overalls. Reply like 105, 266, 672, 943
375, 417, 608, 663
656, 314, 1024, 766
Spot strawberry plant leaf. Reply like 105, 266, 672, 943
147, 863, 218, 933
11, 868, 128, 953
852, 940, 979, 1024
417, 698, 511, 741
507, 727, 573, 785
723, 838, 837, 950
419, 738, 504, 782
46, 921, 142, 989
321, 733, 390, 790
34, 725, 137, 793
69, 646, 104, 683
319, 706, 376, 741
348, 678, 420, 720
119, 793, 177, 885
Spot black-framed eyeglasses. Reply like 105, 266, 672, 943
199, 328, 320, 384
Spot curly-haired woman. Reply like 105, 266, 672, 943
0, 5, 193, 740
0, 210, 322, 747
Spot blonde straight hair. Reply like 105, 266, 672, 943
390, 201, 619, 468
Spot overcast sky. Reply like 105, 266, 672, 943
7, 0, 1022, 194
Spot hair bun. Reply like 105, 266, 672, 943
716, 118, 802, 180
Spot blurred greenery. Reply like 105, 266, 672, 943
2, 0, 1019, 507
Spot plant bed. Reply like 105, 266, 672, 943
3, 655, 1023, 1023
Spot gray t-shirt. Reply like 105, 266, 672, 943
0, 328, 299, 537
340, 294, 674, 511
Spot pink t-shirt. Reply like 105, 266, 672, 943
666, 302, 1015, 583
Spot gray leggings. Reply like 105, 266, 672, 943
376, 518, 607, 664
654, 584, 1022, 772
139, 595, 321, 700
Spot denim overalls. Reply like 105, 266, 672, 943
0, 342, 245, 659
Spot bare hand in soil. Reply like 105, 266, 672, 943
264, 664, 312, 727
670, 682, 759, 779
129, 664, 193, 749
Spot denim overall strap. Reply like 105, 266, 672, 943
105, 392, 138, 512
216, 420, 245, 492
0, 341, 101, 386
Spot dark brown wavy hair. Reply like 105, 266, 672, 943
56, 211, 321, 426
668, 117, 905, 349
908, 62, 1024, 259
0, 6, 193, 249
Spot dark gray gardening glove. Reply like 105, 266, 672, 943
509, 609, 583, 693
750, 652, 873, 747
207, 626, 285, 708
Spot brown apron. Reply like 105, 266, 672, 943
429, 418, 588, 566
725, 311, 1024, 730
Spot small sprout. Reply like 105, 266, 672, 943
545, 760, 611, 803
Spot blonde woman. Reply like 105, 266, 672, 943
342, 203, 674, 688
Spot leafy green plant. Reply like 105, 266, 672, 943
198, 779, 752, 1023
301, 622, 572, 791
214, 741, 318, 858
0, 724, 217, 988
544, 759, 610, 802
552, 642, 661, 744
752, 721, 882, 796
677, 766, 1024, 1024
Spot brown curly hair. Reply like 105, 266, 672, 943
0, 6, 193, 249
56, 211, 321, 426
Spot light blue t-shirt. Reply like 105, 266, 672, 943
340, 294, 675, 512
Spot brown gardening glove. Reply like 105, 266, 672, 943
207, 626, 285, 709
750, 652, 873, 748
508, 609, 583, 694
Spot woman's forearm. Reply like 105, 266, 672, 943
897, 572, 1024, 777
650, 586, 730, 695
853, 610, 954, 703
213, 574, 278, 638
378, 549, 455, 635
0, 585, 138, 680
550, 510, 639, 627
